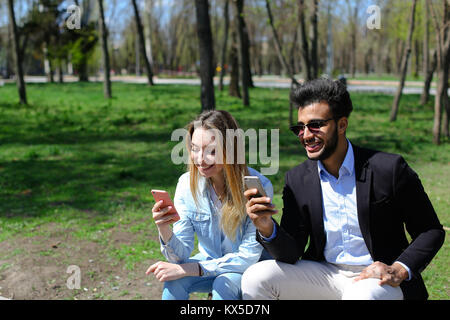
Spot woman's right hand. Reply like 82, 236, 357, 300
152, 200, 177, 242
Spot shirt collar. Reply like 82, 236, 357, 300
318, 139, 354, 178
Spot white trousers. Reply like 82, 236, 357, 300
242, 259, 404, 300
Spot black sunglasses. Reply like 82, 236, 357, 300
289, 118, 334, 136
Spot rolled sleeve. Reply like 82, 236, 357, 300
259, 220, 277, 242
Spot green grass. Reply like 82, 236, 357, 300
0, 82, 448, 299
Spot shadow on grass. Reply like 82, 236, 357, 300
0, 144, 185, 220
0, 159, 185, 218
0, 127, 174, 146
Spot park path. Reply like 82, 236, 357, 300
1, 75, 446, 96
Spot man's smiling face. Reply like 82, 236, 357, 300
297, 102, 338, 161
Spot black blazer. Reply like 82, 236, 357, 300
257, 144, 445, 300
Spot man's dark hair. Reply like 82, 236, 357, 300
290, 78, 353, 119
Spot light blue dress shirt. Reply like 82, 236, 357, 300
262, 141, 411, 279
160, 167, 274, 277
318, 141, 373, 265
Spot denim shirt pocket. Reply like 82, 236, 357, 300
189, 210, 211, 236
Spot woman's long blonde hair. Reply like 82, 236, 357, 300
186, 110, 249, 240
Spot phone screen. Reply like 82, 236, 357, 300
151, 189, 180, 222
244, 176, 267, 197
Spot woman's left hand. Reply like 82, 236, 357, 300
146, 261, 200, 282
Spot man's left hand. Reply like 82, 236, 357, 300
353, 261, 409, 287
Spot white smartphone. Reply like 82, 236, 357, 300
243, 176, 267, 198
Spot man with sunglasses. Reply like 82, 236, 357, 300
242, 78, 444, 300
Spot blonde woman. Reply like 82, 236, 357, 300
146, 110, 274, 300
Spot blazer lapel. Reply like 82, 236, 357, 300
304, 161, 326, 254
354, 147, 374, 258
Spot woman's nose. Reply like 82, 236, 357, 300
193, 149, 203, 164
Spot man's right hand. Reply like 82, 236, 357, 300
244, 188, 278, 238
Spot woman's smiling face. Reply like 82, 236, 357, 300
190, 127, 224, 179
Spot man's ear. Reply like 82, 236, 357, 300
338, 117, 348, 135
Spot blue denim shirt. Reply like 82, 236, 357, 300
160, 167, 273, 277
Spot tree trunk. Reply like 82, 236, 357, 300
395, 40, 405, 75
298, 0, 312, 81
325, 0, 333, 76
433, 68, 445, 144
144, 0, 154, 69
242, 8, 254, 88
420, 49, 437, 105
131, 0, 154, 85
43, 42, 54, 83
98, 0, 112, 98
76, 0, 90, 82
441, 50, 449, 138
428, 0, 449, 144
135, 33, 140, 76
219, 0, 230, 91
265, 0, 297, 83
7, 0, 27, 104
443, 49, 449, 138
350, 5, 357, 78
229, 27, 241, 98
234, 0, 250, 106
78, 63, 89, 82
309, 0, 319, 79
375, 30, 383, 76
58, 58, 64, 83
384, 44, 392, 74
421, 1, 430, 103
413, 39, 420, 78
67, 53, 73, 75
364, 46, 373, 74
195, 0, 216, 111
390, 0, 417, 122
439, 5, 449, 138
5, 23, 13, 79
57, 36, 64, 83
265, 0, 300, 125
290, 28, 299, 75
78, 51, 89, 81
